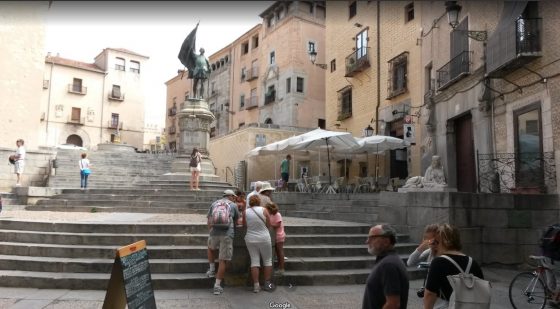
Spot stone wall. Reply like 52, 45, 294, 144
0, 148, 55, 192
379, 191, 559, 265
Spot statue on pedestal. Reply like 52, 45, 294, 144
178, 23, 210, 99
403, 155, 447, 188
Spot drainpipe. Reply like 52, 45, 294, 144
375, 1, 381, 133
45, 55, 54, 145
99, 71, 108, 144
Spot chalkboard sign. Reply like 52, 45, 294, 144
103, 240, 157, 309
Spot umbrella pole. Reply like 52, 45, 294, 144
326, 138, 332, 186
375, 144, 379, 190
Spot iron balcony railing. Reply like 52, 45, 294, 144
245, 96, 258, 110
516, 18, 542, 56
67, 116, 85, 125
345, 47, 370, 77
168, 107, 177, 117
108, 121, 123, 130
436, 50, 472, 90
68, 84, 87, 95
477, 151, 556, 194
264, 90, 276, 105
108, 92, 125, 101
246, 67, 258, 81
168, 126, 176, 134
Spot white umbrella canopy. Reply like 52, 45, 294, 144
292, 130, 359, 185
245, 128, 327, 157
355, 135, 410, 152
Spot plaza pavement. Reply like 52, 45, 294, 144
0, 266, 517, 308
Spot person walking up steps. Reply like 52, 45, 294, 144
79, 153, 92, 190
13, 139, 25, 186
189, 148, 202, 190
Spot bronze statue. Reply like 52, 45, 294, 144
178, 23, 210, 99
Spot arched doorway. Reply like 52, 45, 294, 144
66, 134, 83, 147
264, 118, 273, 125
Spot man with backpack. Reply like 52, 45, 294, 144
206, 189, 239, 295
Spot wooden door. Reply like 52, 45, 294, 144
455, 114, 476, 192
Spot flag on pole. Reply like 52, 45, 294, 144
178, 23, 199, 79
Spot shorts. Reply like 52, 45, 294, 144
190, 164, 201, 172
281, 172, 289, 183
208, 235, 233, 261
14, 161, 24, 174
246, 241, 273, 267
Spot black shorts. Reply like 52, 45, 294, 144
281, 173, 289, 183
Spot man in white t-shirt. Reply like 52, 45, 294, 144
14, 139, 26, 186
246, 181, 263, 209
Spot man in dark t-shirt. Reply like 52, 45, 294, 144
362, 224, 409, 309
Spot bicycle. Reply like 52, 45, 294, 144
509, 255, 559, 309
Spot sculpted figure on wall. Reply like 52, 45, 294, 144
403, 155, 448, 188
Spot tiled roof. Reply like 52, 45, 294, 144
45, 56, 105, 73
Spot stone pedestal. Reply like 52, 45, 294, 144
164, 98, 220, 182
397, 187, 458, 193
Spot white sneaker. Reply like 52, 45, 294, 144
206, 269, 215, 278
253, 285, 260, 293
213, 285, 223, 295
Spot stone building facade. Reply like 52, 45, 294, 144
164, 70, 193, 152
325, 1, 423, 181
40, 48, 149, 150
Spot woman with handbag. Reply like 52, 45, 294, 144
79, 153, 92, 190
189, 148, 202, 191
243, 195, 275, 293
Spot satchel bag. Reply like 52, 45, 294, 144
441, 255, 492, 309
81, 168, 91, 175
250, 207, 276, 246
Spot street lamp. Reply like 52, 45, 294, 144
445, 1, 487, 41
308, 45, 328, 70
364, 124, 374, 137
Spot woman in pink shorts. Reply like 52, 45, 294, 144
266, 202, 286, 275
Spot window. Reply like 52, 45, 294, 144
349, 1, 357, 19
330, 59, 336, 72
241, 67, 246, 81
405, 3, 414, 22
309, 2, 314, 14
173, 97, 177, 104
387, 52, 408, 98
112, 85, 121, 98
71, 107, 81, 121
72, 78, 82, 93
252, 35, 259, 49
270, 51, 275, 65
264, 118, 273, 125
185, 91, 189, 101
514, 104, 543, 187
296, 77, 304, 93
318, 118, 326, 129
242, 42, 249, 54
338, 86, 352, 120
115, 58, 125, 71
286, 78, 291, 93
265, 85, 276, 104
239, 122, 245, 128
240, 94, 245, 109
111, 113, 119, 127
356, 29, 368, 59
211, 82, 215, 95
130, 60, 140, 73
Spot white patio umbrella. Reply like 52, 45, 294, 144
293, 130, 359, 186
354, 135, 410, 184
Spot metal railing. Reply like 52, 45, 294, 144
436, 50, 472, 89
67, 116, 85, 125
108, 121, 123, 130
68, 84, 87, 95
245, 96, 258, 109
477, 151, 556, 194
246, 67, 258, 81
168, 126, 176, 134
516, 18, 542, 55
264, 90, 276, 104
168, 107, 177, 116
345, 47, 370, 77
108, 93, 125, 101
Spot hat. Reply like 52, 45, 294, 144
258, 182, 275, 193
223, 189, 237, 197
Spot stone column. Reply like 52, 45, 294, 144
167, 98, 219, 182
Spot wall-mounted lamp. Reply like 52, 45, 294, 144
364, 124, 374, 137
308, 45, 328, 70
445, 1, 487, 41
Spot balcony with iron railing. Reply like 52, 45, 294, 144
108, 92, 125, 101
486, 17, 543, 77
168, 126, 176, 134
245, 96, 258, 110
66, 116, 85, 125
68, 84, 87, 95
107, 121, 123, 130
168, 107, 177, 117
477, 151, 556, 194
345, 47, 370, 77
436, 50, 472, 90
245, 67, 259, 81
264, 90, 276, 105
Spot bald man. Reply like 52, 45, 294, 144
362, 224, 409, 309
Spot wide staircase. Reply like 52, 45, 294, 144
0, 148, 425, 289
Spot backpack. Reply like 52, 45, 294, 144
209, 199, 232, 229
189, 154, 199, 167
441, 255, 491, 309
540, 224, 560, 261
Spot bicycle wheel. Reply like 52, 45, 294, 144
509, 271, 548, 309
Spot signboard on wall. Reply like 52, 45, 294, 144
403, 124, 415, 144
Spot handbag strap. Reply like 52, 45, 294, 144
441, 255, 472, 274
250, 207, 267, 227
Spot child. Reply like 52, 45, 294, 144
266, 202, 286, 275
407, 223, 439, 267
235, 190, 246, 227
